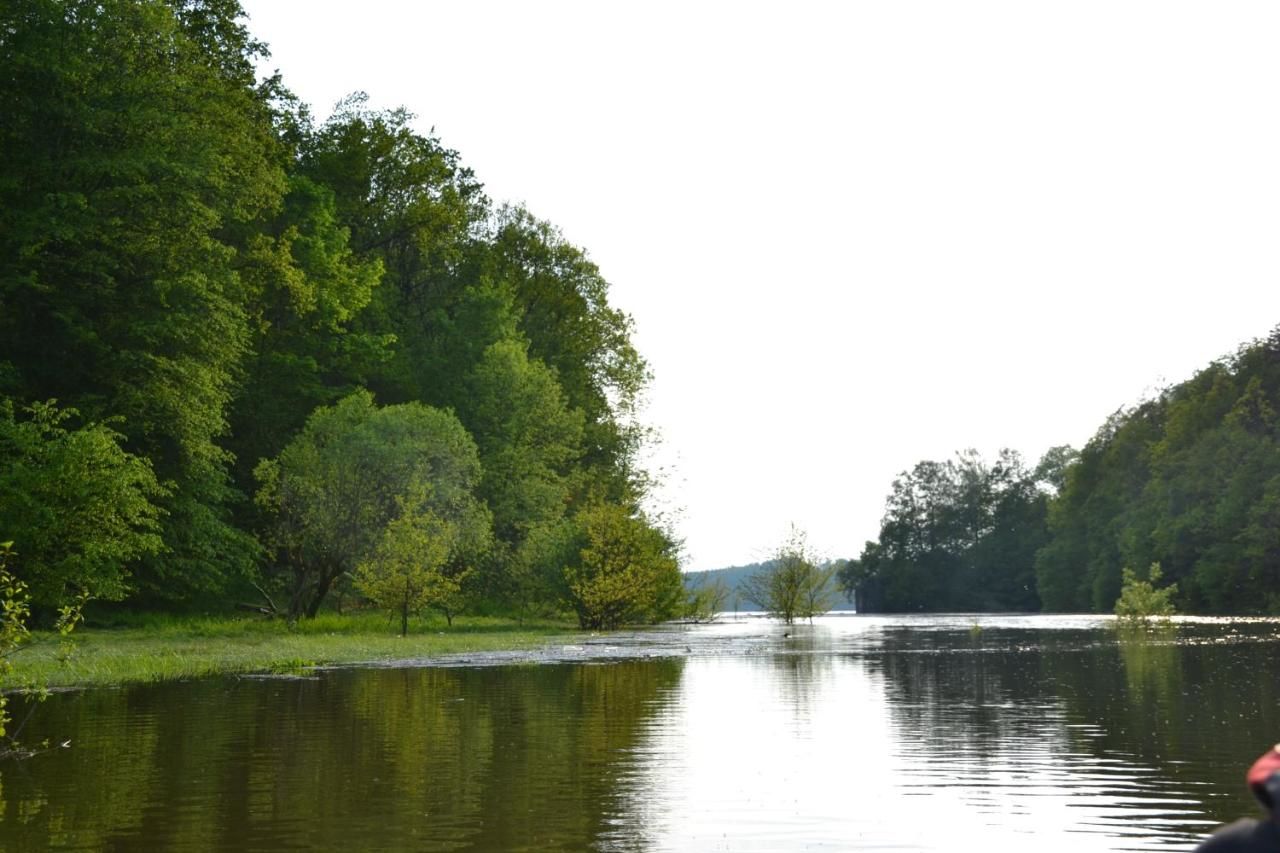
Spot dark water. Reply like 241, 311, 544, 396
3, 615, 1280, 851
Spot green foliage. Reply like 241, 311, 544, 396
852, 449, 1050, 612
475, 207, 650, 501
459, 338, 584, 605
740, 527, 835, 624
0, 400, 164, 605
227, 173, 387, 484
0, 0, 285, 601
0, 540, 87, 754
1036, 328, 1280, 615
682, 573, 730, 622
255, 391, 489, 619
1114, 563, 1178, 622
296, 94, 487, 407
0, 542, 31, 742
0, 3, 658, 623
355, 508, 457, 635
463, 339, 584, 540
561, 505, 682, 630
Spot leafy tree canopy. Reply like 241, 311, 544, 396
0, 400, 164, 606
254, 390, 489, 619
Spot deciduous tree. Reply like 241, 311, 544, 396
254, 391, 488, 619
0, 400, 164, 606
561, 505, 681, 630
740, 527, 834, 624
355, 507, 455, 635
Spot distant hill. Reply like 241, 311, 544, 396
684, 561, 856, 612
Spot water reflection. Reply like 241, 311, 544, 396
3, 616, 1280, 851
1, 661, 684, 851
608, 616, 1280, 852
1115, 623, 1181, 707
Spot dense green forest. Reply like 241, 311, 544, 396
0, 0, 680, 628
842, 329, 1280, 615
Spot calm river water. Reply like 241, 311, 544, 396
4, 614, 1280, 851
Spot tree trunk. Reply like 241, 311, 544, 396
305, 570, 338, 619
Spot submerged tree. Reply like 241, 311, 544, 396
1114, 563, 1178, 622
741, 527, 834, 625
683, 573, 730, 623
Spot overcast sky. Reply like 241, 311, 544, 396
241, 1, 1280, 571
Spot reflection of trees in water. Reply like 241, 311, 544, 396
1045, 622, 1280, 821
764, 626, 834, 726
876, 627, 1060, 781
1115, 622, 1181, 706
0, 659, 685, 851
876, 622, 1280, 827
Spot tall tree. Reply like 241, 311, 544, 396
459, 339, 583, 595
850, 449, 1050, 612
296, 95, 489, 408
0, 0, 286, 600
1036, 329, 1280, 614
227, 172, 386, 485
474, 207, 650, 502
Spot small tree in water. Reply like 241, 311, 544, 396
741, 527, 835, 625
1114, 562, 1178, 622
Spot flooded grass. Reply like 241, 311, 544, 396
2, 612, 572, 689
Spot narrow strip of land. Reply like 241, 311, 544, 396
4, 615, 571, 690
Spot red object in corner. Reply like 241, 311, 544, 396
1247, 745, 1280, 790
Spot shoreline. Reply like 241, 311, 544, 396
3, 614, 574, 690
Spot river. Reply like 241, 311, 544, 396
3, 614, 1279, 851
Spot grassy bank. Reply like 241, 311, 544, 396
3, 613, 573, 690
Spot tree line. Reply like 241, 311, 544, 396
0, 0, 680, 629
842, 328, 1280, 615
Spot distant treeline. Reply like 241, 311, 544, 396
842, 328, 1280, 615
0, 1, 681, 628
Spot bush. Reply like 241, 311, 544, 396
0, 400, 164, 606
561, 505, 681, 630
1114, 563, 1178, 621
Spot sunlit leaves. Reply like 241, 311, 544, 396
255, 391, 488, 619
0, 400, 164, 605
561, 504, 681, 630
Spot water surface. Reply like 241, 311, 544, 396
4, 614, 1279, 851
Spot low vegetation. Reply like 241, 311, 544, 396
0, 542, 87, 755
1114, 563, 1178, 622
0, 613, 570, 691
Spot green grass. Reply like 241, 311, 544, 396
2, 612, 573, 690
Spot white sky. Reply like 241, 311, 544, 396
240, 1, 1280, 571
